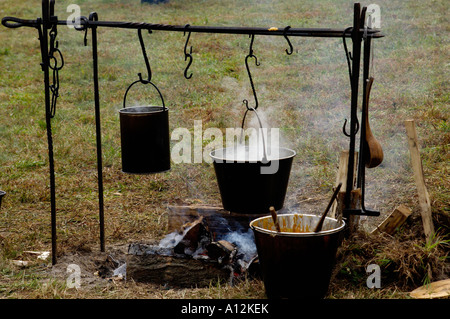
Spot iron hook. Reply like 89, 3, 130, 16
247, 34, 260, 65
123, 29, 165, 111
50, 0, 55, 16
283, 26, 293, 55
183, 24, 193, 79
342, 118, 359, 137
137, 28, 152, 83
81, 13, 97, 46
243, 34, 260, 110
342, 26, 353, 86
81, 17, 89, 46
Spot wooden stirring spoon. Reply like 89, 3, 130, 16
314, 183, 342, 232
269, 206, 281, 232
363, 77, 384, 168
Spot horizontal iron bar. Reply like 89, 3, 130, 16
74, 20, 384, 38
2, 16, 384, 38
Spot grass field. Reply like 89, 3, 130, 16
0, 0, 448, 299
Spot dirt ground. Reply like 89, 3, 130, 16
43, 210, 449, 299
48, 243, 129, 290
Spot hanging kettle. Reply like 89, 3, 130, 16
118, 29, 170, 174
119, 80, 170, 174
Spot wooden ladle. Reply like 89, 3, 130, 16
363, 77, 384, 168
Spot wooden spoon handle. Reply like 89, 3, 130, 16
314, 183, 342, 232
269, 206, 281, 232
364, 77, 374, 130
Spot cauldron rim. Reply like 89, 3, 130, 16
119, 105, 168, 115
250, 213, 345, 237
209, 146, 296, 163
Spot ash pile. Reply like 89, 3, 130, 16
126, 216, 260, 287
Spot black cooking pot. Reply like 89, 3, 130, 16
250, 214, 345, 299
210, 107, 296, 214
210, 106, 296, 214
119, 80, 170, 174
210, 146, 295, 214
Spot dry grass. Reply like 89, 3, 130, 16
0, 0, 449, 299
331, 219, 449, 297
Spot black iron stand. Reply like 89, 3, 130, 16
2, 1, 383, 264
88, 12, 106, 253
39, 0, 58, 265
343, 5, 380, 219
343, 4, 363, 221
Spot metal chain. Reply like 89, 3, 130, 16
48, 23, 64, 118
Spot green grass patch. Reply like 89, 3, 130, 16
0, 0, 448, 299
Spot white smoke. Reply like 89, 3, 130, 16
217, 228, 257, 262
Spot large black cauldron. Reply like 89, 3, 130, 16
210, 146, 295, 214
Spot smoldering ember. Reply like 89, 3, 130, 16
126, 213, 261, 287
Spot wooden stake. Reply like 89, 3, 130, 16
331, 150, 358, 219
371, 204, 412, 235
404, 120, 435, 241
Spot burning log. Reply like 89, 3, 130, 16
173, 216, 211, 255
126, 215, 259, 287
206, 240, 237, 263
166, 205, 271, 235
127, 243, 233, 287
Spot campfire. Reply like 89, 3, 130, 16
126, 206, 262, 287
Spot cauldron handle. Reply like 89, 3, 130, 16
122, 28, 166, 111
240, 107, 268, 163
122, 78, 166, 111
